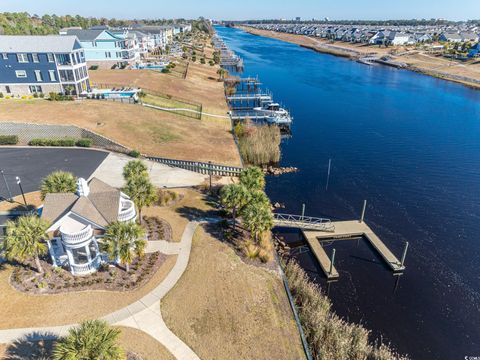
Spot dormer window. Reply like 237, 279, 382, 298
2, 53, 7, 60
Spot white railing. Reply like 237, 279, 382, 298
71, 255, 102, 276
61, 225, 94, 245
118, 200, 136, 222
273, 213, 335, 232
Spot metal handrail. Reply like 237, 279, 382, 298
273, 213, 335, 231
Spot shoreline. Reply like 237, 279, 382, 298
238, 26, 480, 90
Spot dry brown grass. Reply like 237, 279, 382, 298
0, 191, 42, 211
161, 225, 306, 360
116, 327, 175, 360
0, 42, 242, 166
143, 188, 216, 242
0, 255, 177, 329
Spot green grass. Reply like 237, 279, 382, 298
147, 124, 181, 144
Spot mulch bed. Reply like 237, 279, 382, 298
143, 216, 173, 241
9, 252, 167, 295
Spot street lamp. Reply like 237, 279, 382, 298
16, 176, 27, 208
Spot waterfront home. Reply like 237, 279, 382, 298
134, 26, 170, 50
42, 178, 137, 276
62, 29, 138, 68
388, 32, 415, 46
0, 35, 90, 96
468, 43, 480, 58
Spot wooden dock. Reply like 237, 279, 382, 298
302, 220, 405, 279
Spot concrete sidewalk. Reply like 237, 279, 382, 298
0, 221, 202, 360
90, 152, 207, 189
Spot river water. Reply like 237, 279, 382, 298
216, 26, 480, 359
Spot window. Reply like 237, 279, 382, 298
17, 53, 28, 63
2, 53, 7, 60
15, 70, 27, 78
34, 70, 43, 82
32, 53, 39, 63
47, 53, 54, 62
48, 70, 57, 81
5, 86, 11, 94
105, 52, 111, 58
116, 52, 121, 58
29, 85, 42, 93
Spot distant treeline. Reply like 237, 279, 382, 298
227, 19, 480, 26
0, 12, 210, 35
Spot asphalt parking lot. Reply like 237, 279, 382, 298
0, 148, 108, 199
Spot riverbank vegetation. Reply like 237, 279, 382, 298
220, 167, 275, 262
284, 261, 409, 360
234, 121, 281, 165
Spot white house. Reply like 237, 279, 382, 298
42, 178, 137, 276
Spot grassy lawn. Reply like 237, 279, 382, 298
161, 225, 306, 360
0, 191, 42, 211
144, 188, 218, 242
0, 255, 177, 329
142, 94, 200, 112
0, 42, 242, 166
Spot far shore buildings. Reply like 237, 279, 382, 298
42, 178, 137, 276
0, 35, 90, 96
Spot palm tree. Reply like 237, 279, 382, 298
242, 202, 274, 243
53, 320, 124, 360
239, 166, 265, 191
216, 68, 227, 81
249, 190, 271, 209
220, 184, 250, 230
40, 171, 77, 200
123, 175, 157, 224
103, 221, 146, 272
2, 215, 50, 273
122, 160, 148, 182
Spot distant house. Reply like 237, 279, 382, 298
42, 178, 137, 276
460, 32, 478, 42
468, 43, 480, 58
62, 29, 138, 67
0, 35, 90, 96
439, 32, 463, 43
388, 32, 414, 46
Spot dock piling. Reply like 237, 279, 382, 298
301, 203, 305, 220
329, 249, 336, 275
360, 200, 367, 223
400, 241, 409, 267
326, 158, 332, 190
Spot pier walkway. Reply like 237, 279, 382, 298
274, 213, 335, 232
301, 220, 406, 279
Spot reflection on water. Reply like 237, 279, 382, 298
217, 25, 480, 360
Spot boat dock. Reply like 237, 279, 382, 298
274, 202, 408, 280
302, 220, 405, 279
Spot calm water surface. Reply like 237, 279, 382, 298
216, 26, 480, 360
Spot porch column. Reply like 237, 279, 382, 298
46, 240, 57, 267
66, 248, 75, 275
85, 243, 92, 263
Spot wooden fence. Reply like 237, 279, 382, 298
147, 156, 242, 176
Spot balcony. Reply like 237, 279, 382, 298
70, 255, 102, 276
118, 199, 136, 222
61, 225, 94, 246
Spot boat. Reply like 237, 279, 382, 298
253, 102, 293, 125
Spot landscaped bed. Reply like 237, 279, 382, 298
143, 216, 172, 241
9, 251, 166, 295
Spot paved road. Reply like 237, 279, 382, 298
0, 148, 108, 199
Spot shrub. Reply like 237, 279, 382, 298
0, 135, 19, 145
5, 96, 11, 99
200, 58, 206, 64
161, 68, 170, 74
29, 138, 76, 147
89, 65, 99, 70
33, 92, 39, 98
0, 92, 3, 98
238, 123, 281, 166
39, 93, 45, 98
128, 149, 141, 158
75, 138, 92, 147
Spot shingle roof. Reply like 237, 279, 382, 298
0, 35, 80, 53
41, 177, 121, 227
65, 29, 106, 41
42, 193, 79, 224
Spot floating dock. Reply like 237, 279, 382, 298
301, 220, 406, 279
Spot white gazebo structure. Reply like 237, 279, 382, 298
42, 177, 136, 276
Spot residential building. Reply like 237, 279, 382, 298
42, 178, 137, 276
63, 29, 138, 67
0, 35, 90, 96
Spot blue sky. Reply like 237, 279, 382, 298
1, 0, 478, 21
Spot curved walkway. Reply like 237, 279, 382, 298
0, 221, 202, 360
